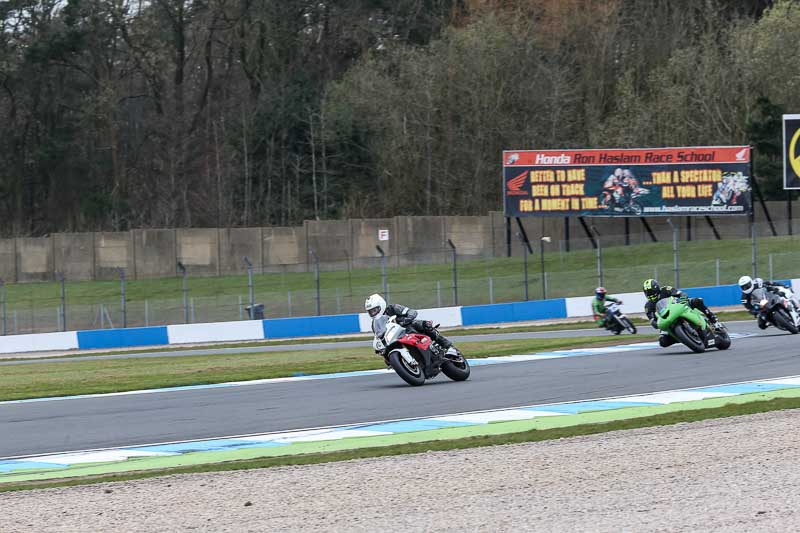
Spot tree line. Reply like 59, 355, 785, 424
0, 0, 794, 236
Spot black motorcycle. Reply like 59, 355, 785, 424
604, 302, 637, 335
751, 287, 799, 334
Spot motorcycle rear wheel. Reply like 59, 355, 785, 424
441, 358, 471, 382
388, 350, 426, 386
773, 310, 799, 334
673, 321, 706, 353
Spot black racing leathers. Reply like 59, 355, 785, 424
384, 303, 453, 349
741, 282, 789, 329
644, 286, 718, 347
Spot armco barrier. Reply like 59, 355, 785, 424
461, 299, 567, 326
76, 327, 169, 350
263, 314, 361, 339
1, 278, 796, 354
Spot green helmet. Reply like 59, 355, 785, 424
643, 279, 660, 302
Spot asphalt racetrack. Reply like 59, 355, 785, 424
2, 320, 799, 458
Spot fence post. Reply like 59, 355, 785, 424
590, 226, 603, 288
447, 239, 457, 306
336, 288, 341, 313
309, 249, 321, 316
751, 220, 757, 278
243, 256, 254, 318
769, 253, 774, 281
488, 277, 494, 304
376, 245, 388, 298
540, 236, 550, 299
145, 300, 150, 327
177, 261, 188, 324
436, 281, 442, 308
56, 271, 66, 332
0, 279, 6, 336
118, 267, 127, 328
715, 259, 720, 286
287, 290, 292, 316
190, 297, 195, 323
517, 232, 529, 301
666, 219, 679, 288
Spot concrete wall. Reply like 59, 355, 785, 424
95, 232, 134, 280
219, 228, 262, 275
177, 228, 219, 276
4, 199, 800, 283
263, 226, 305, 273
54, 233, 94, 281
134, 229, 176, 278
16, 237, 53, 282
350, 218, 396, 269
0, 240, 16, 282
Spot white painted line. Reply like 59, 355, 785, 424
621, 391, 736, 404
435, 409, 562, 424
31, 450, 174, 465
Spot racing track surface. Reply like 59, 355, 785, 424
1, 321, 798, 458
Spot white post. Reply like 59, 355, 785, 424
436, 281, 442, 308
544, 272, 549, 299
769, 253, 774, 281
190, 298, 195, 323
336, 288, 341, 313
489, 277, 494, 304
145, 300, 150, 327
238, 295, 243, 320
715, 259, 720, 286
287, 290, 292, 316
100, 304, 105, 328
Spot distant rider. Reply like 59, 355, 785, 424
738, 275, 769, 329
364, 294, 458, 357
643, 279, 720, 347
739, 275, 799, 328
591, 287, 622, 331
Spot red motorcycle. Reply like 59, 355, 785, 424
372, 315, 470, 386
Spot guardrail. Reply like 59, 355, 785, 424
2, 279, 797, 354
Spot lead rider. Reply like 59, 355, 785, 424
643, 279, 720, 347
365, 294, 458, 357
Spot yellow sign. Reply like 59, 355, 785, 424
790, 127, 800, 179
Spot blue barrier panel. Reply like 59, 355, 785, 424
263, 314, 361, 339
77, 326, 169, 349
461, 299, 567, 326
686, 279, 791, 308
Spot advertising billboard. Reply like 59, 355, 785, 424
503, 146, 752, 217
784, 114, 800, 190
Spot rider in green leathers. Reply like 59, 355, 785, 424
592, 287, 621, 330
643, 278, 720, 347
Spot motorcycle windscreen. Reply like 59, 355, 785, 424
655, 297, 672, 315
372, 315, 389, 337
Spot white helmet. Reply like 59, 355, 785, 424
738, 275, 754, 294
365, 293, 386, 318
754, 277, 764, 288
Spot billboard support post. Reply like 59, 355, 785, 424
666, 219, 679, 288
505, 217, 511, 257
563, 217, 570, 252
517, 232, 529, 301
704, 216, 722, 240
640, 218, 658, 242
624, 218, 630, 245
591, 226, 602, 288
787, 191, 793, 236
579, 217, 597, 249
751, 220, 757, 278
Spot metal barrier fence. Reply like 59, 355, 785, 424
1, 224, 799, 335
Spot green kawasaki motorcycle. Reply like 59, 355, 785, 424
655, 296, 731, 353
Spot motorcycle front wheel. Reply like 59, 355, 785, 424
773, 310, 799, 334
441, 358, 471, 382
673, 321, 706, 353
620, 317, 637, 334
388, 350, 426, 386
714, 328, 731, 350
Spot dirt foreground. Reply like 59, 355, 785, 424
2, 409, 798, 532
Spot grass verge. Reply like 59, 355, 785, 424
3, 396, 797, 493
0, 336, 647, 401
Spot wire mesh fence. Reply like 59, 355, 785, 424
2, 226, 800, 335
